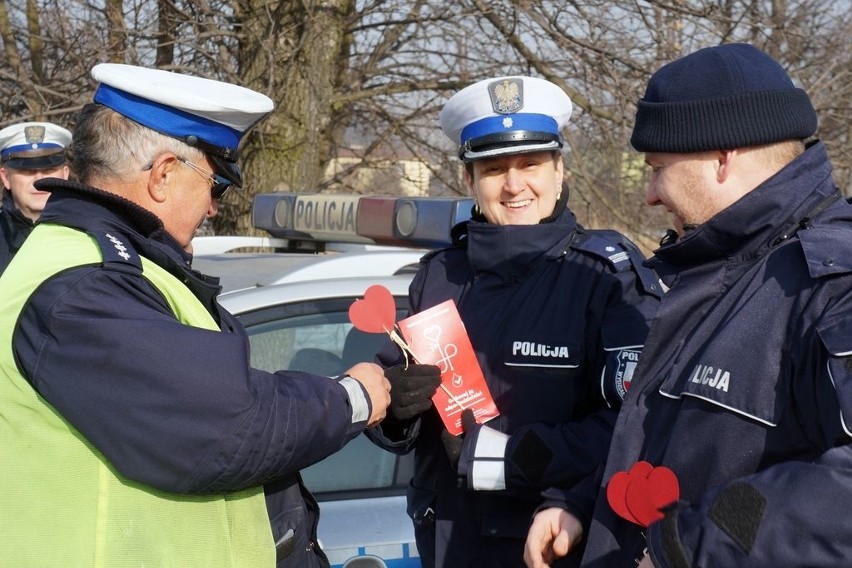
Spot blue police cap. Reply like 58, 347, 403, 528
440, 76, 573, 162
0, 122, 72, 170
90, 63, 274, 186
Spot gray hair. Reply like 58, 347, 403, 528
72, 103, 204, 185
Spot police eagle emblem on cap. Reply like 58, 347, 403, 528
24, 125, 46, 145
488, 79, 523, 114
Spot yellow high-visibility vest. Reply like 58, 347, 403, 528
0, 223, 274, 567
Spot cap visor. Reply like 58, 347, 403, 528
462, 141, 561, 162
3, 153, 67, 170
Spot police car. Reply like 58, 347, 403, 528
193, 192, 472, 568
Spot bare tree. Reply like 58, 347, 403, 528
0, 0, 848, 251
442, 0, 851, 249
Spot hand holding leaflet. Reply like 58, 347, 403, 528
349, 287, 499, 435
349, 285, 468, 413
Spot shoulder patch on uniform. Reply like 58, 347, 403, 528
571, 230, 630, 268
800, 227, 852, 278
91, 231, 142, 272
571, 229, 663, 298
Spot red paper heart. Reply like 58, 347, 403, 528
349, 285, 397, 333
606, 462, 652, 524
606, 471, 639, 524
607, 462, 678, 527
625, 466, 679, 526
628, 460, 654, 478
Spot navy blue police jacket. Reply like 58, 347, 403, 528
369, 195, 662, 567
576, 142, 852, 567
0, 190, 35, 274
14, 179, 374, 568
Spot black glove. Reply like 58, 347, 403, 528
384, 364, 442, 421
440, 408, 476, 470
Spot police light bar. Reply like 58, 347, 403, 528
252, 192, 473, 249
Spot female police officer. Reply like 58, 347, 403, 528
368, 76, 662, 567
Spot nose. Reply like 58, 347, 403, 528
504, 167, 525, 195
645, 183, 660, 207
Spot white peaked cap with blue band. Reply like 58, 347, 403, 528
90, 63, 274, 186
440, 76, 573, 163
0, 122, 72, 170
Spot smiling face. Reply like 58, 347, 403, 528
466, 151, 563, 226
643, 151, 725, 235
0, 163, 70, 221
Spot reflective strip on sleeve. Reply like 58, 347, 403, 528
470, 426, 509, 490
339, 375, 370, 424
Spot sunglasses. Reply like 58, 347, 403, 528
142, 155, 232, 199
176, 156, 232, 199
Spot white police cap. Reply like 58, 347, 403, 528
90, 63, 274, 185
0, 122, 72, 170
440, 76, 573, 162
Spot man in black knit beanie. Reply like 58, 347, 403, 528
526, 43, 852, 568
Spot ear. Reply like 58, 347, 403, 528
715, 149, 737, 183
0, 167, 10, 190
145, 153, 178, 204
464, 166, 476, 198
554, 155, 565, 185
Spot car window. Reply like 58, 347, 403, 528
237, 296, 411, 498
246, 313, 350, 375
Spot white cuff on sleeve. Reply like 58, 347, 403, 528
470, 425, 509, 491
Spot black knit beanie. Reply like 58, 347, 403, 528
631, 43, 817, 153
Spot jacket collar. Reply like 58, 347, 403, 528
35, 178, 190, 261
32, 179, 222, 306
465, 194, 577, 283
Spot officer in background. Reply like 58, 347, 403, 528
368, 76, 662, 567
0, 63, 390, 568
0, 121, 72, 273
525, 43, 852, 568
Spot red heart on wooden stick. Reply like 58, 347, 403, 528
349, 285, 397, 333
607, 461, 679, 527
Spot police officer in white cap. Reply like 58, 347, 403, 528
0, 121, 72, 273
0, 64, 390, 568
367, 76, 661, 567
